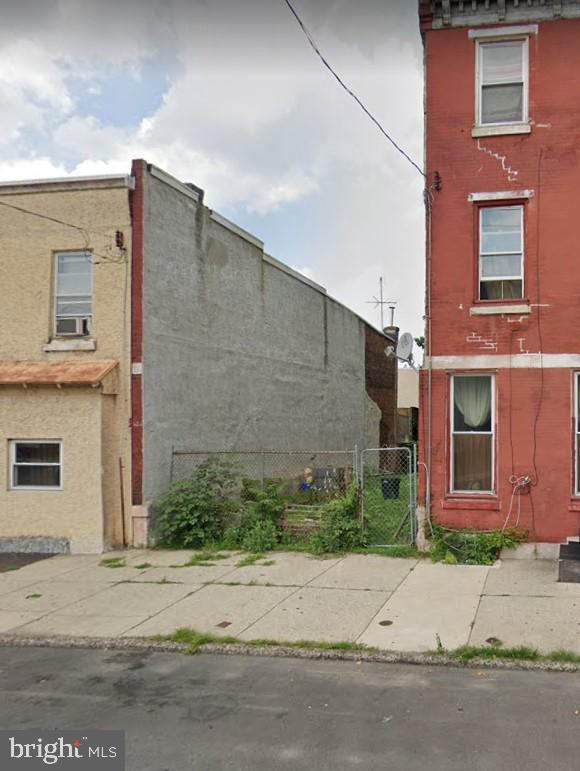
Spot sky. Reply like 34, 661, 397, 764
0, 0, 425, 343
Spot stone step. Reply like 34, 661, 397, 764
559, 542, 580, 560
559, 558, 580, 583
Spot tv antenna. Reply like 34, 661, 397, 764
366, 276, 397, 329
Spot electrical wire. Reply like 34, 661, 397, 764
0, 198, 126, 264
281, 0, 425, 179
531, 148, 545, 488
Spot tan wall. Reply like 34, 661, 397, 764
0, 388, 104, 552
0, 181, 132, 550
397, 369, 419, 409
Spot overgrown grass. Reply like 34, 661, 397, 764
361, 475, 414, 547
433, 643, 580, 664
99, 557, 126, 568
154, 627, 374, 654
430, 525, 527, 565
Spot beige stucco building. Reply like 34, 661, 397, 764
0, 176, 133, 553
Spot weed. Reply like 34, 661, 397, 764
179, 551, 230, 567
236, 553, 264, 567
430, 525, 527, 566
260, 560, 276, 566
99, 557, 126, 568
433, 643, 541, 662
134, 563, 152, 570
25, 593, 42, 599
154, 627, 374, 655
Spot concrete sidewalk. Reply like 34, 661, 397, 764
0, 550, 579, 654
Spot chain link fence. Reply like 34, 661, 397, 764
171, 449, 356, 496
170, 446, 417, 545
360, 446, 417, 546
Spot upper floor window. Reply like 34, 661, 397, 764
479, 205, 524, 301
477, 39, 528, 126
55, 252, 92, 336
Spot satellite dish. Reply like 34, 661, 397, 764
396, 333, 414, 363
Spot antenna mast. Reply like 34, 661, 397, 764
366, 276, 396, 329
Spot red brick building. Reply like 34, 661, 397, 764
418, 0, 580, 547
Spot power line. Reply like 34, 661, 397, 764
0, 198, 126, 264
281, 0, 425, 179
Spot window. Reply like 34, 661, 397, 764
479, 205, 524, 300
10, 441, 62, 490
477, 39, 527, 126
55, 252, 93, 336
576, 375, 580, 495
451, 375, 494, 493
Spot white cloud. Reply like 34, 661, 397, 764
0, 0, 425, 334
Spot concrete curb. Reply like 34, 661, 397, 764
0, 634, 579, 673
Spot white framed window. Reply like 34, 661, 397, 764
451, 375, 494, 494
575, 374, 580, 496
9, 441, 62, 490
55, 252, 93, 336
479, 205, 524, 300
476, 39, 528, 126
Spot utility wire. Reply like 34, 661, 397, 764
0, 198, 126, 264
282, 0, 425, 179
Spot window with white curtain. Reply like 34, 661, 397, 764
451, 375, 494, 493
477, 39, 527, 126
479, 205, 524, 301
576, 374, 580, 495
55, 252, 93, 336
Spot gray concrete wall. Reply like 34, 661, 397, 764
141, 165, 381, 503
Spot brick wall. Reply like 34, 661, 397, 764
421, 17, 580, 542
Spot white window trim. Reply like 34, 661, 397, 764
479, 204, 524, 301
475, 37, 529, 129
450, 374, 495, 495
54, 251, 93, 338
9, 440, 63, 491
469, 25, 538, 40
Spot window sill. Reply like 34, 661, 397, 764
470, 303, 531, 317
443, 496, 499, 511
43, 338, 96, 352
472, 123, 531, 138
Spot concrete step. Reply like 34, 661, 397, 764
559, 542, 580, 560
559, 558, 580, 583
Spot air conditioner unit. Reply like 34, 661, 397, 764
56, 316, 91, 336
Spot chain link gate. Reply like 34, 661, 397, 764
360, 446, 417, 546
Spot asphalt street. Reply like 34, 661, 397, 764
0, 646, 579, 770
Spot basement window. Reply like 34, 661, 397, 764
476, 39, 528, 127
10, 441, 62, 490
55, 252, 93, 337
479, 205, 524, 300
451, 375, 494, 494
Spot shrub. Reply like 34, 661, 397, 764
154, 457, 240, 548
310, 484, 366, 554
221, 478, 285, 550
242, 519, 279, 552
430, 525, 527, 566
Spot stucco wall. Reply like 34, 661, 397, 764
0, 388, 104, 552
141, 167, 383, 504
0, 181, 133, 549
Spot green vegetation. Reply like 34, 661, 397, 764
134, 562, 152, 570
99, 557, 126, 568
154, 454, 422, 558
25, 593, 42, 599
155, 457, 239, 548
310, 484, 366, 554
179, 551, 230, 567
433, 642, 580, 665
155, 627, 374, 655
430, 524, 527, 565
236, 553, 264, 567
